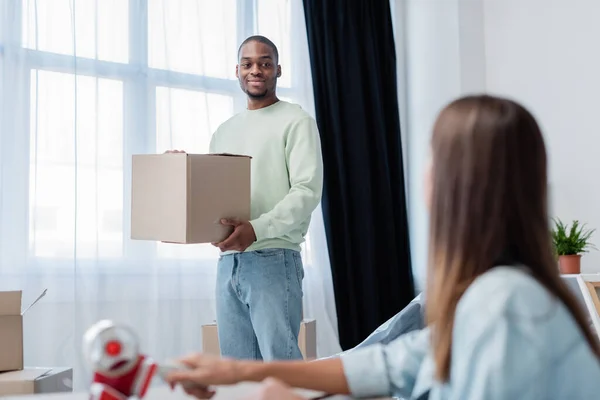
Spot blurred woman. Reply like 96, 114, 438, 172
167, 95, 600, 399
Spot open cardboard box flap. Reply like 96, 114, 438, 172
0, 289, 46, 316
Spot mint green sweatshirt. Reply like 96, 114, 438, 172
209, 100, 324, 253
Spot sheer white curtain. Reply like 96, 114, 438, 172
0, 0, 340, 391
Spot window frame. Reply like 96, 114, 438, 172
0, 0, 297, 272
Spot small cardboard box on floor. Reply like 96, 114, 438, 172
0, 290, 46, 372
0, 290, 72, 396
202, 319, 317, 360
0, 291, 25, 372
0, 368, 73, 396
130, 153, 251, 244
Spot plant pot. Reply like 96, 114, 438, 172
558, 254, 582, 274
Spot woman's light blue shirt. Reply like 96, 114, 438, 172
341, 266, 600, 399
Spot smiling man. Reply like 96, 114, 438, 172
208, 35, 324, 361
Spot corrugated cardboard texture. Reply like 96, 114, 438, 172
202, 319, 317, 360
131, 153, 251, 244
0, 368, 73, 396
0, 291, 24, 372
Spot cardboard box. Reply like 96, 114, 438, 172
202, 319, 317, 360
202, 322, 220, 356
0, 368, 73, 396
0, 290, 47, 372
0, 292, 23, 372
131, 153, 251, 244
299, 319, 317, 360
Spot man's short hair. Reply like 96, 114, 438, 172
237, 35, 279, 64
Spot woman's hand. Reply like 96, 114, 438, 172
244, 378, 307, 400
166, 352, 349, 397
166, 353, 244, 388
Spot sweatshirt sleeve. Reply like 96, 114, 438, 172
341, 328, 431, 399
249, 116, 323, 240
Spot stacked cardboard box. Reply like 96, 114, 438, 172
0, 290, 73, 396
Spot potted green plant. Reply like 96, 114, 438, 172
551, 218, 596, 274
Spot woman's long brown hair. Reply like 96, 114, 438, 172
425, 95, 600, 381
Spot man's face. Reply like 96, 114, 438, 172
236, 41, 280, 99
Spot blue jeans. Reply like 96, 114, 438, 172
215, 248, 305, 361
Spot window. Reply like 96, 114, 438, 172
1, 1, 300, 268
148, 0, 237, 79
28, 70, 124, 258
22, 0, 128, 63
155, 87, 233, 154
257, 0, 292, 88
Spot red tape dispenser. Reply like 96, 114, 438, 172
82, 320, 158, 400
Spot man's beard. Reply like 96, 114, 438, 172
246, 89, 268, 99
239, 78, 275, 99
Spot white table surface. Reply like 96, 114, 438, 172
2, 382, 391, 399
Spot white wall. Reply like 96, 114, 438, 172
395, 0, 600, 283
483, 0, 600, 273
